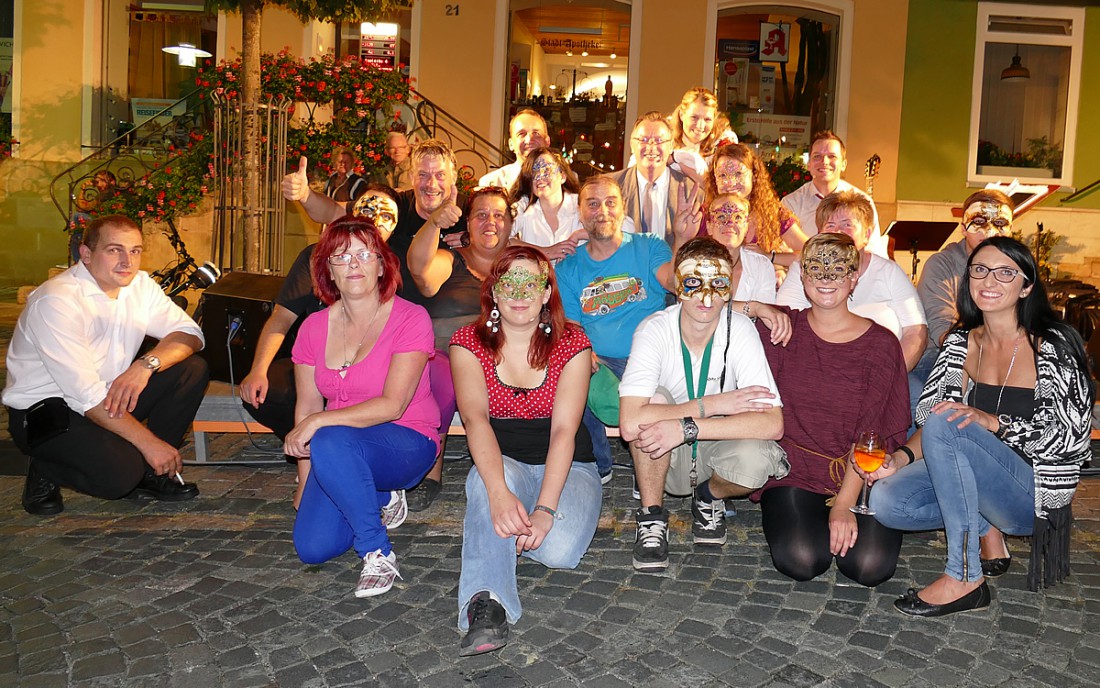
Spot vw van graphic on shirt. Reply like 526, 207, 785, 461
579, 274, 646, 315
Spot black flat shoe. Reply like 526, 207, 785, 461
23, 465, 63, 516
981, 556, 1012, 578
894, 581, 991, 618
406, 478, 441, 512
129, 473, 199, 502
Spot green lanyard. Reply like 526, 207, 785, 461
679, 320, 715, 462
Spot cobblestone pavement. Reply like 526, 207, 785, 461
3, 430, 1100, 688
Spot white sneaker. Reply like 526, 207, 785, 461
380, 490, 408, 530
355, 550, 402, 598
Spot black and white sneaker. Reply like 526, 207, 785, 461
633, 506, 669, 571
460, 591, 509, 656
691, 496, 727, 546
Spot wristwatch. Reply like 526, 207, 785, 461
139, 355, 162, 372
997, 414, 1013, 435
681, 417, 699, 445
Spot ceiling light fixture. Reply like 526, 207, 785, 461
1001, 45, 1030, 82
161, 42, 211, 68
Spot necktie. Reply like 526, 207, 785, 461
642, 182, 656, 234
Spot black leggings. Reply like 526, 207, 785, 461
760, 486, 902, 587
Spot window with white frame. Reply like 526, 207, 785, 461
968, 3, 1084, 187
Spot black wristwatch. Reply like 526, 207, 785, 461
681, 417, 699, 445
139, 355, 162, 372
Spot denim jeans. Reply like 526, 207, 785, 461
870, 410, 1035, 582
293, 423, 436, 563
582, 355, 628, 476
457, 456, 602, 629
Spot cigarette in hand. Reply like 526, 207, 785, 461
174, 472, 185, 486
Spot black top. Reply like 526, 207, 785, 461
969, 382, 1036, 464
390, 188, 469, 304
275, 244, 326, 357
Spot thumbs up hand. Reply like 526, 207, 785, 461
282, 156, 310, 202
430, 183, 462, 231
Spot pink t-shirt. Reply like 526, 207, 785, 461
292, 296, 440, 450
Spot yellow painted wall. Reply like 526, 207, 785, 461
19, 0, 84, 162
633, 1, 710, 117
846, 0, 908, 223
416, 0, 500, 139
222, 8, 311, 59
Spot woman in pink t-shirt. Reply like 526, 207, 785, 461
287, 217, 440, 599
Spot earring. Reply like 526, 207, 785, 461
539, 305, 552, 336
487, 306, 500, 333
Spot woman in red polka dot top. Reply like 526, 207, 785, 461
449, 245, 600, 657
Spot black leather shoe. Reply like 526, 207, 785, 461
981, 556, 1012, 578
22, 464, 63, 516
406, 478, 441, 512
129, 473, 199, 502
894, 581, 991, 618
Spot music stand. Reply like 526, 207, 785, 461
886, 221, 959, 281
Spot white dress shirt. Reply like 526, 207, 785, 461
3, 262, 204, 413
635, 168, 670, 237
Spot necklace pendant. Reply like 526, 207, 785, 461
341, 361, 351, 370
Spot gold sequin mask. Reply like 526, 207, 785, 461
963, 201, 1012, 235
352, 194, 398, 233
802, 243, 859, 281
676, 257, 732, 306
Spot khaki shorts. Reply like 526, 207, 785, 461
665, 437, 789, 497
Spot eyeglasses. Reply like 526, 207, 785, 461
632, 137, 671, 147
327, 249, 378, 266
964, 217, 1011, 233
968, 263, 1023, 283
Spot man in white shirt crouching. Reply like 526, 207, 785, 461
4, 215, 208, 515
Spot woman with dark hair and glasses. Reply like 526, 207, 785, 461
286, 216, 440, 599
869, 236, 1094, 616
404, 186, 514, 508
450, 246, 597, 657
508, 147, 588, 262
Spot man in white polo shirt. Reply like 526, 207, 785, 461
620, 236, 788, 572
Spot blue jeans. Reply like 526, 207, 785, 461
870, 411, 1035, 582
457, 456, 602, 629
582, 355, 628, 475
293, 423, 436, 563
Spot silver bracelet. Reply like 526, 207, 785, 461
697, 398, 706, 418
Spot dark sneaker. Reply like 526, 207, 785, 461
460, 591, 509, 656
633, 506, 669, 572
692, 496, 727, 546
406, 478, 441, 512
22, 464, 63, 516
128, 473, 199, 502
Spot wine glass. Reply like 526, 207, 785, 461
850, 430, 885, 516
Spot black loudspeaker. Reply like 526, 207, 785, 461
200, 272, 286, 383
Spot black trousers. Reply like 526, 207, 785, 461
7, 356, 209, 499
239, 357, 296, 440
760, 485, 902, 587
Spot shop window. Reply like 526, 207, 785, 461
0, 0, 12, 151
715, 3, 841, 154
968, 3, 1084, 187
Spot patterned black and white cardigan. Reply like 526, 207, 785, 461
916, 328, 1093, 589
916, 329, 1093, 518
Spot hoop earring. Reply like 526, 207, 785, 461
539, 305, 552, 336
487, 305, 500, 333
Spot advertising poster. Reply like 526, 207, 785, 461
759, 22, 790, 63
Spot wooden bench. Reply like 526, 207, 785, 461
191, 383, 621, 463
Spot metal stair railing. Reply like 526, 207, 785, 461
49, 90, 212, 230
406, 88, 510, 185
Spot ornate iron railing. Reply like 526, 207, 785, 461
49, 91, 211, 232
406, 88, 509, 185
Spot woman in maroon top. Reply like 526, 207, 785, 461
755, 232, 910, 585
449, 246, 597, 657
